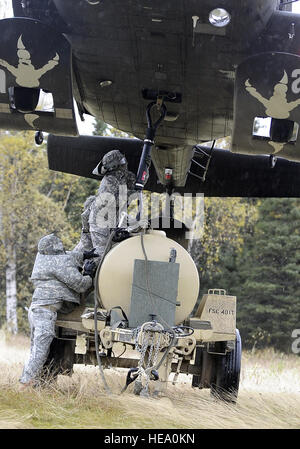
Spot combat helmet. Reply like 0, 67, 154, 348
92, 150, 127, 176
38, 233, 65, 255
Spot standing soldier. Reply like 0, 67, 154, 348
19, 233, 95, 389
89, 149, 149, 264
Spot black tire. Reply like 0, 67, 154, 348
269, 155, 277, 169
35, 131, 44, 145
210, 329, 242, 403
41, 337, 76, 381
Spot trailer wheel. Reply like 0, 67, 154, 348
210, 329, 242, 403
41, 337, 76, 382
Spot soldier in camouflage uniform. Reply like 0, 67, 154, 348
19, 234, 94, 388
89, 150, 148, 264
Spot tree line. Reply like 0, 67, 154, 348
0, 126, 299, 352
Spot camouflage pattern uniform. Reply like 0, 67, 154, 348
89, 150, 138, 263
73, 195, 95, 254
20, 234, 93, 385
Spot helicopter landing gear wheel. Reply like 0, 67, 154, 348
35, 131, 44, 145
269, 154, 277, 169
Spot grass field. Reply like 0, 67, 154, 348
0, 330, 300, 429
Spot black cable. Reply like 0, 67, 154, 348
92, 208, 132, 393
115, 344, 127, 359
94, 299, 111, 394
93, 229, 117, 395
173, 326, 195, 338
94, 230, 116, 307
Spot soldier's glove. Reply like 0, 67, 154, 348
83, 248, 99, 260
83, 260, 97, 278
112, 228, 131, 243
127, 217, 149, 233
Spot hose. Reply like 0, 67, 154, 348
92, 209, 131, 393
93, 228, 117, 395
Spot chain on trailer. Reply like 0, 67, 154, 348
134, 321, 163, 396
120, 320, 173, 395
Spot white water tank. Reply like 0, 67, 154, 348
97, 231, 200, 325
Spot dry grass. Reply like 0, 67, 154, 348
0, 330, 300, 429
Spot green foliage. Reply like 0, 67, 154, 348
0, 132, 78, 333
41, 170, 98, 236
237, 199, 300, 352
190, 198, 259, 279
93, 118, 108, 136
93, 117, 133, 138
200, 198, 300, 352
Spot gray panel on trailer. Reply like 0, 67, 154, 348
129, 259, 179, 328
